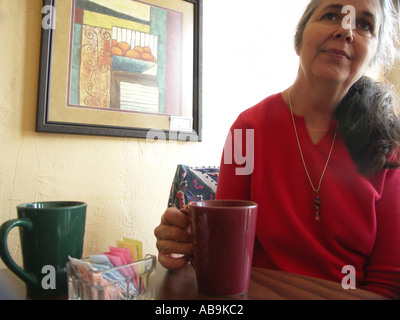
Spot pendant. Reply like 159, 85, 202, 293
314, 193, 321, 221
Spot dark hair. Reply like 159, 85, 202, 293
335, 76, 400, 175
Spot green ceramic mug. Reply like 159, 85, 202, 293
0, 201, 87, 297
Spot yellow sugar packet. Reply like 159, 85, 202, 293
122, 237, 143, 261
116, 240, 138, 262
116, 238, 143, 262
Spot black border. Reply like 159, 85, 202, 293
36, 0, 202, 141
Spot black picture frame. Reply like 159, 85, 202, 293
36, 0, 202, 141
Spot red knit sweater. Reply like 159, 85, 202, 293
216, 93, 400, 299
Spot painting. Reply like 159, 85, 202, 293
36, 0, 202, 141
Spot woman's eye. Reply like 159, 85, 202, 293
322, 12, 339, 21
359, 21, 373, 32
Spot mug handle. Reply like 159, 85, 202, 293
0, 219, 38, 288
180, 206, 196, 268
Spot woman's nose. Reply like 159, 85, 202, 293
333, 26, 354, 42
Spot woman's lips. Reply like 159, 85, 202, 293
324, 49, 350, 60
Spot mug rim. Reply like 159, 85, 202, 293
189, 199, 257, 209
17, 201, 87, 210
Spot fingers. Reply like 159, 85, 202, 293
155, 207, 191, 242
155, 222, 193, 259
154, 207, 193, 270
156, 237, 193, 256
158, 252, 190, 270
155, 224, 192, 243
160, 207, 190, 229
155, 238, 193, 269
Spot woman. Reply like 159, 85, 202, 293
154, 0, 400, 299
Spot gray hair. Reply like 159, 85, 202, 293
294, 0, 400, 70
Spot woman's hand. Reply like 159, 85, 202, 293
154, 206, 193, 270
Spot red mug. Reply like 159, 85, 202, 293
189, 200, 258, 296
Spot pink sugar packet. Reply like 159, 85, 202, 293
103, 250, 135, 278
108, 247, 135, 279
102, 252, 123, 267
109, 246, 133, 264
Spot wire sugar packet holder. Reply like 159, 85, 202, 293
67, 239, 156, 300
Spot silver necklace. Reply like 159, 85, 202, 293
287, 90, 338, 221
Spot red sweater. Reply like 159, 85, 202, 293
216, 93, 400, 299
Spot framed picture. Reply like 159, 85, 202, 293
36, 0, 202, 141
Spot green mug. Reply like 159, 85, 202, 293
0, 201, 87, 297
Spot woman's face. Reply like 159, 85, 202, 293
297, 0, 383, 87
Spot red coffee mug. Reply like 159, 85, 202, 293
189, 200, 258, 296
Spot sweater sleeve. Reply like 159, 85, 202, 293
361, 168, 400, 299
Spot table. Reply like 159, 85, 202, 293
155, 263, 387, 300
0, 263, 387, 300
